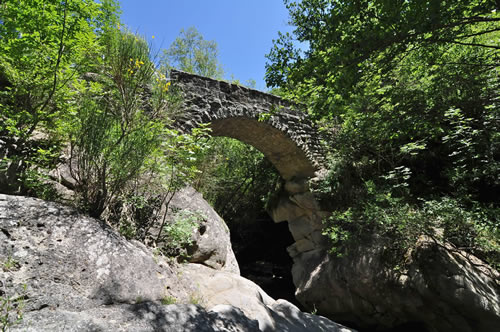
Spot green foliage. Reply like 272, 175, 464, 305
193, 137, 280, 240
1, 256, 19, 272
323, 187, 500, 268
160, 210, 205, 257
161, 295, 177, 305
188, 292, 205, 306
67, 28, 172, 217
160, 26, 224, 79
1, 285, 27, 332
269, 0, 500, 269
90, 107, 210, 244
0, 0, 120, 194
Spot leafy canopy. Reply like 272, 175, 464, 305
266, 0, 500, 268
160, 26, 224, 79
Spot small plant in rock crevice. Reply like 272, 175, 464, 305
1, 257, 19, 272
188, 291, 205, 307
0, 284, 27, 332
161, 295, 177, 305
159, 210, 207, 258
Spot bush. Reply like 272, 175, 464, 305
0, 284, 27, 332
67, 29, 180, 218
322, 182, 500, 269
160, 210, 206, 257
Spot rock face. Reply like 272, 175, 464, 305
0, 194, 353, 332
180, 263, 353, 332
168, 186, 239, 274
293, 236, 500, 332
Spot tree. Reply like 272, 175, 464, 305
0, 0, 120, 195
160, 26, 224, 78
266, 0, 499, 117
266, 0, 500, 268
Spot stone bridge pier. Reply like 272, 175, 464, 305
171, 69, 331, 291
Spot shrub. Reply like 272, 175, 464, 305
160, 210, 206, 257
322, 183, 500, 269
0, 285, 27, 332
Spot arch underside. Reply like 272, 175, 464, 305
210, 117, 316, 180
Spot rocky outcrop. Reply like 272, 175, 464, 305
168, 186, 239, 274
293, 236, 500, 332
0, 194, 353, 332
180, 263, 353, 332
50, 156, 239, 274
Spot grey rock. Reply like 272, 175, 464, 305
47, 157, 239, 274
0, 194, 189, 313
292, 236, 500, 332
168, 186, 239, 274
268, 194, 309, 223
0, 194, 354, 332
179, 263, 355, 332
11, 303, 260, 332
284, 178, 310, 194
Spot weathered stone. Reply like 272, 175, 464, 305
167, 186, 239, 274
292, 236, 500, 332
310, 230, 329, 247
289, 192, 320, 210
0, 194, 354, 332
294, 238, 316, 254
179, 263, 355, 332
171, 70, 325, 181
284, 178, 310, 194
268, 195, 308, 223
11, 302, 261, 332
286, 243, 301, 258
0, 194, 190, 312
269, 299, 355, 332
287, 215, 315, 240
46, 157, 239, 274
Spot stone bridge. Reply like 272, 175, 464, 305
171, 70, 331, 292
170, 70, 324, 181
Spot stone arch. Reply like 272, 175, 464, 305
170, 69, 324, 181
171, 70, 330, 278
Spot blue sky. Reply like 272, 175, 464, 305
118, 0, 293, 91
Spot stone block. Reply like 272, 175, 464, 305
294, 238, 315, 253
288, 216, 314, 240
268, 196, 307, 223
290, 192, 320, 210
284, 177, 310, 194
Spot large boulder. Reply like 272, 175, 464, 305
180, 263, 354, 332
292, 236, 500, 332
168, 186, 239, 274
11, 303, 261, 332
0, 194, 191, 311
49, 159, 239, 274
0, 194, 354, 331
